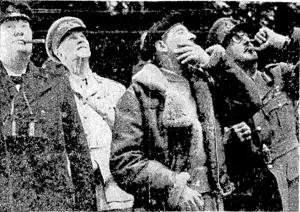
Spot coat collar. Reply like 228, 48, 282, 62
0, 61, 52, 105
134, 63, 232, 194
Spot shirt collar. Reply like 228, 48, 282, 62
3, 64, 26, 77
160, 68, 187, 82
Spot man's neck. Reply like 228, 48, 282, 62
1, 54, 30, 75
159, 55, 182, 76
65, 57, 90, 78
237, 61, 258, 79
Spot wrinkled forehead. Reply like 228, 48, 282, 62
1, 17, 30, 26
59, 28, 86, 44
162, 23, 185, 39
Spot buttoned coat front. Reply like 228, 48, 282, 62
216, 62, 299, 211
109, 63, 262, 211
250, 62, 299, 211
0, 62, 96, 211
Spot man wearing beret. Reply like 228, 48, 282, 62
109, 12, 241, 211
0, 1, 96, 211
207, 18, 299, 211
44, 16, 134, 211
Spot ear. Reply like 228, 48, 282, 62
155, 40, 168, 53
54, 48, 63, 61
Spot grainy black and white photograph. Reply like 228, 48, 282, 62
0, 0, 298, 211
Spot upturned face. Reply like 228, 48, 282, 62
0, 18, 33, 58
162, 23, 196, 54
56, 30, 91, 62
225, 31, 258, 63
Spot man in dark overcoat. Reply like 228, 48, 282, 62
0, 1, 96, 211
207, 18, 299, 212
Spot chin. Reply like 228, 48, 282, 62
16, 48, 32, 55
243, 53, 258, 62
77, 50, 91, 58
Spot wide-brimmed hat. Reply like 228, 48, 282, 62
45, 16, 86, 63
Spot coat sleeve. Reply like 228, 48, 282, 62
290, 27, 300, 46
209, 64, 262, 127
110, 85, 176, 196
280, 27, 300, 63
59, 78, 96, 211
275, 62, 299, 101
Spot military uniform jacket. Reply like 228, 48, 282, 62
251, 62, 299, 163
0, 62, 96, 211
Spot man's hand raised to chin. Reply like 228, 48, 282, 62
253, 27, 290, 51
174, 43, 210, 65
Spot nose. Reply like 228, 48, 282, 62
77, 34, 87, 43
14, 25, 24, 36
243, 36, 252, 46
188, 31, 196, 41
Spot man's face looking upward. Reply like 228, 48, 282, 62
0, 18, 33, 59
225, 30, 258, 64
55, 30, 91, 63
156, 24, 196, 60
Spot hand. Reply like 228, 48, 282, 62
174, 43, 210, 65
253, 27, 288, 51
178, 186, 204, 211
204, 44, 227, 68
168, 172, 204, 211
231, 122, 252, 142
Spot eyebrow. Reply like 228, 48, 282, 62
174, 27, 184, 33
161, 23, 182, 40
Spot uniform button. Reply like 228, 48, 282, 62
267, 164, 273, 169
256, 126, 262, 132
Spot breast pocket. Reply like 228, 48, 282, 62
262, 93, 295, 137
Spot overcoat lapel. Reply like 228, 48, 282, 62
0, 63, 19, 124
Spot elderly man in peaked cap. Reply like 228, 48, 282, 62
0, 1, 96, 211
44, 16, 134, 211
206, 17, 299, 211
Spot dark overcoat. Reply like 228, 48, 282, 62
215, 62, 299, 211
0, 62, 96, 211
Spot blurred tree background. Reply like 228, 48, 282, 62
27, 1, 300, 87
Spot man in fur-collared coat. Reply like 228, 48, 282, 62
110, 12, 239, 211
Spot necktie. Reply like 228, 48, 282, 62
10, 75, 23, 84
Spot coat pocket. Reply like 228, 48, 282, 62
262, 92, 296, 140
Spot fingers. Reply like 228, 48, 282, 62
205, 44, 224, 55
255, 31, 267, 44
179, 187, 204, 211
181, 55, 198, 64
174, 46, 194, 54
177, 51, 193, 61
177, 42, 194, 49
253, 27, 273, 51
188, 199, 198, 211
175, 45, 209, 65
193, 195, 204, 210
232, 121, 246, 129
232, 122, 252, 142
182, 201, 193, 211
251, 41, 269, 52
